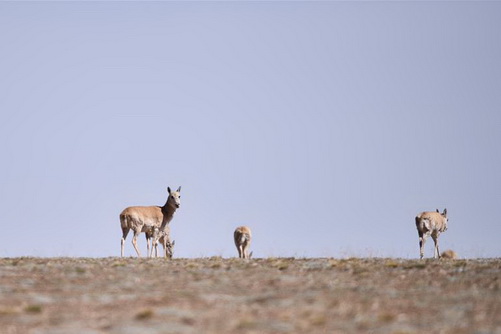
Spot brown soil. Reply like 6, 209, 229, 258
1, 257, 500, 334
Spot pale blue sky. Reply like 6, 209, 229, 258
1, 1, 500, 258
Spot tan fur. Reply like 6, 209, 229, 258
120, 187, 181, 257
146, 225, 175, 259
234, 226, 252, 259
441, 249, 458, 259
415, 208, 448, 259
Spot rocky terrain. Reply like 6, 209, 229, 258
0, 257, 500, 334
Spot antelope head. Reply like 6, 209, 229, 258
167, 186, 181, 209
441, 208, 448, 231
165, 240, 175, 259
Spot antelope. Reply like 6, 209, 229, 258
147, 225, 176, 258
415, 208, 448, 259
120, 186, 181, 257
441, 249, 458, 259
234, 226, 252, 259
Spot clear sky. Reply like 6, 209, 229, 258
1, 1, 500, 258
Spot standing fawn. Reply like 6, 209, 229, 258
415, 208, 448, 259
234, 226, 252, 259
146, 225, 176, 258
120, 186, 181, 257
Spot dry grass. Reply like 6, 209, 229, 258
0, 257, 500, 333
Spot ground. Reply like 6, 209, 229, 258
0, 257, 500, 334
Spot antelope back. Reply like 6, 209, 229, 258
234, 226, 252, 245
416, 208, 448, 232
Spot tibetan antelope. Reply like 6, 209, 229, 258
234, 226, 252, 259
441, 249, 458, 259
147, 225, 176, 258
120, 186, 181, 257
415, 208, 448, 259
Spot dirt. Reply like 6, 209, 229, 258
0, 257, 500, 334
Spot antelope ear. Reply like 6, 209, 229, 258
436, 209, 439, 213
176, 186, 181, 192
168, 187, 172, 194
443, 208, 447, 216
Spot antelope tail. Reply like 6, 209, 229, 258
120, 214, 127, 228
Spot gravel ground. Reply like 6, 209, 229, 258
0, 257, 500, 334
